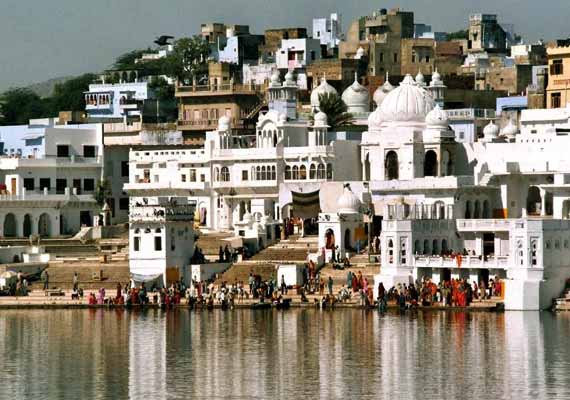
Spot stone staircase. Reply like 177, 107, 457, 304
554, 285, 570, 311
38, 261, 130, 291
195, 231, 234, 256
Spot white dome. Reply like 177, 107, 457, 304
501, 119, 518, 139
367, 109, 383, 131
425, 105, 449, 127
310, 77, 338, 109
218, 115, 231, 131
430, 69, 442, 86
415, 70, 426, 86
355, 47, 365, 59
270, 71, 281, 87
341, 75, 370, 114
373, 77, 395, 107
379, 74, 435, 123
284, 70, 295, 86
314, 111, 328, 127
483, 120, 499, 141
337, 185, 361, 214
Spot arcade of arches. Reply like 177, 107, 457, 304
0, 212, 57, 238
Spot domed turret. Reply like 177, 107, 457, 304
310, 76, 338, 111
482, 120, 499, 142
425, 105, 449, 127
415, 70, 426, 87
270, 71, 281, 88
218, 115, 231, 131
284, 70, 296, 87
367, 109, 383, 131
501, 119, 518, 140
430, 69, 443, 87
379, 74, 435, 123
373, 73, 395, 107
314, 111, 329, 128
337, 184, 361, 214
341, 74, 370, 114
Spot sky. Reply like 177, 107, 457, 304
0, 0, 568, 91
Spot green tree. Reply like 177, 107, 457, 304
163, 36, 210, 83
314, 92, 354, 131
447, 29, 469, 40
0, 88, 48, 125
50, 73, 97, 113
94, 179, 112, 207
113, 49, 150, 70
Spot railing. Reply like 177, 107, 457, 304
0, 187, 95, 201
414, 255, 509, 269
456, 219, 512, 232
177, 118, 245, 130
130, 204, 195, 222
103, 121, 142, 133
446, 109, 496, 120
1, 155, 102, 164
175, 83, 265, 95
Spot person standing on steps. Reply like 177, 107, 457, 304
328, 276, 334, 295
42, 269, 49, 291
73, 272, 79, 291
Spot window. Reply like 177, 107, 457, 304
39, 178, 51, 191
56, 179, 67, 194
551, 93, 562, 109
200, 174, 205, 182
83, 145, 96, 158
425, 55, 430, 63
551, 59, 563, 75
121, 161, 129, 177
292, 165, 299, 180
310, 164, 317, 179
326, 163, 333, 180
285, 165, 291, 180
221, 167, 230, 182
134, 236, 140, 252
23, 178, 34, 191
181, 174, 187, 182
459, 132, 465, 140
242, 170, 248, 181
317, 164, 325, 179
379, 52, 384, 62
190, 169, 197, 182
119, 198, 129, 210
73, 179, 81, 194
393, 53, 398, 63
154, 236, 162, 251
83, 179, 95, 192
299, 165, 307, 180
57, 145, 70, 158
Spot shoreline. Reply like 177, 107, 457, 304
0, 300, 505, 312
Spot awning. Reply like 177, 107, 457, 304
22, 133, 44, 140
291, 189, 320, 219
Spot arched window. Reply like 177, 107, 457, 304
261, 166, 267, 180
271, 166, 276, 180
432, 239, 439, 255
385, 151, 399, 180
474, 200, 481, 218
285, 165, 291, 180
388, 239, 394, 263
527, 186, 541, 216
483, 200, 491, 219
423, 239, 430, 255
414, 239, 421, 254
310, 164, 317, 179
424, 150, 438, 177
256, 166, 261, 181
317, 164, 326, 179
326, 163, 333, 180
221, 167, 230, 182
442, 239, 448, 253
299, 165, 307, 180
292, 165, 299, 180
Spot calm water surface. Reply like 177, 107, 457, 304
1, 309, 570, 399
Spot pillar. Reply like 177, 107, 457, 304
540, 188, 546, 217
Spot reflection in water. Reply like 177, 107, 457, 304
0, 309, 569, 399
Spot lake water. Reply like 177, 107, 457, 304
1, 308, 570, 399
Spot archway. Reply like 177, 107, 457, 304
3, 214, 16, 237
414, 239, 421, 254
432, 239, 439, 255
424, 150, 438, 177
563, 200, 570, 219
482, 200, 491, 219
23, 214, 32, 237
545, 192, 553, 216
464, 201, 472, 219
423, 239, 430, 255
441, 150, 451, 176
385, 151, 399, 180
434, 201, 446, 219
474, 200, 481, 219
364, 154, 371, 181
344, 229, 351, 251
325, 229, 335, 249
38, 213, 51, 237
526, 186, 541, 216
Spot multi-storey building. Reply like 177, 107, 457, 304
546, 41, 570, 109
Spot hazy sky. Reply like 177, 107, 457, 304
0, 0, 568, 91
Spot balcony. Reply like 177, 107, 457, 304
456, 219, 512, 232
0, 155, 102, 169
177, 118, 245, 131
0, 187, 96, 202
130, 204, 196, 223
103, 121, 142, 133
414, 255, 509, 270
175, 83, 264, 97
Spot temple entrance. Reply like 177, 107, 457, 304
442, 268, 451, 282
526, 186, 541, 216
325, 229, 335, 249
385, 151, 399, 180
344, 229, 351, 251
424, 150, 438, 177
80, 211, 92, 227
3, 214, 16, 237
38, 213, 51, 237
483, 233, 495, 257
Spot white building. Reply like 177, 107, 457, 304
85, 81, 152, 123
313, 13, 342, 50
0, 121, 104, 237
276, 38, 322, 90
